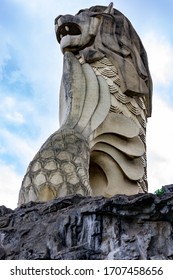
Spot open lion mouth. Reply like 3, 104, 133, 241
57, 23, 81, 43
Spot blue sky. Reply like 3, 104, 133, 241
1, 0, 173, 209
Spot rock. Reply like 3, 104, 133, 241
162, 184, 173, 193
0, 191, 173, 260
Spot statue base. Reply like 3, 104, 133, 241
0, 187, 173, 260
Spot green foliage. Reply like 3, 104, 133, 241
154, 187, 165, 195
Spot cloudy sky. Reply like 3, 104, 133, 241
1, 0, 173, 209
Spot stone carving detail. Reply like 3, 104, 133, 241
18, 3, 152, 205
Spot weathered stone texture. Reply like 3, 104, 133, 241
18, 4, 153, 205
0, 190, 173, 260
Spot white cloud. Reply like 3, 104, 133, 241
0, 163, 22, 209
6, 111, 25, 124
0, 128, 36, 167
142, 31, 173, 192
147, 95, 173, 192
143, 32, 173, 86
0, 96, 25, 124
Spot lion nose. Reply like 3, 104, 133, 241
55, 14, 76, 27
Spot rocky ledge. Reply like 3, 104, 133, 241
0, 186, 173, 260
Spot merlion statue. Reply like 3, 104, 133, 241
18, 3, 152, 205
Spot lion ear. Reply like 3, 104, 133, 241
104, 2, 114, 14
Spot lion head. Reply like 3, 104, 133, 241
55, 2, 152, 116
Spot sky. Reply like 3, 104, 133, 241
1, 0, 173, 209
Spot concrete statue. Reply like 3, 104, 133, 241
18, 3, 152, 205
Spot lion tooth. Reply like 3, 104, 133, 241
65, 26, 69, 32
60, 34, 63, 39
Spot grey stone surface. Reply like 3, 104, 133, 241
0, 190, 173, 260
18, 3, 153, 205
